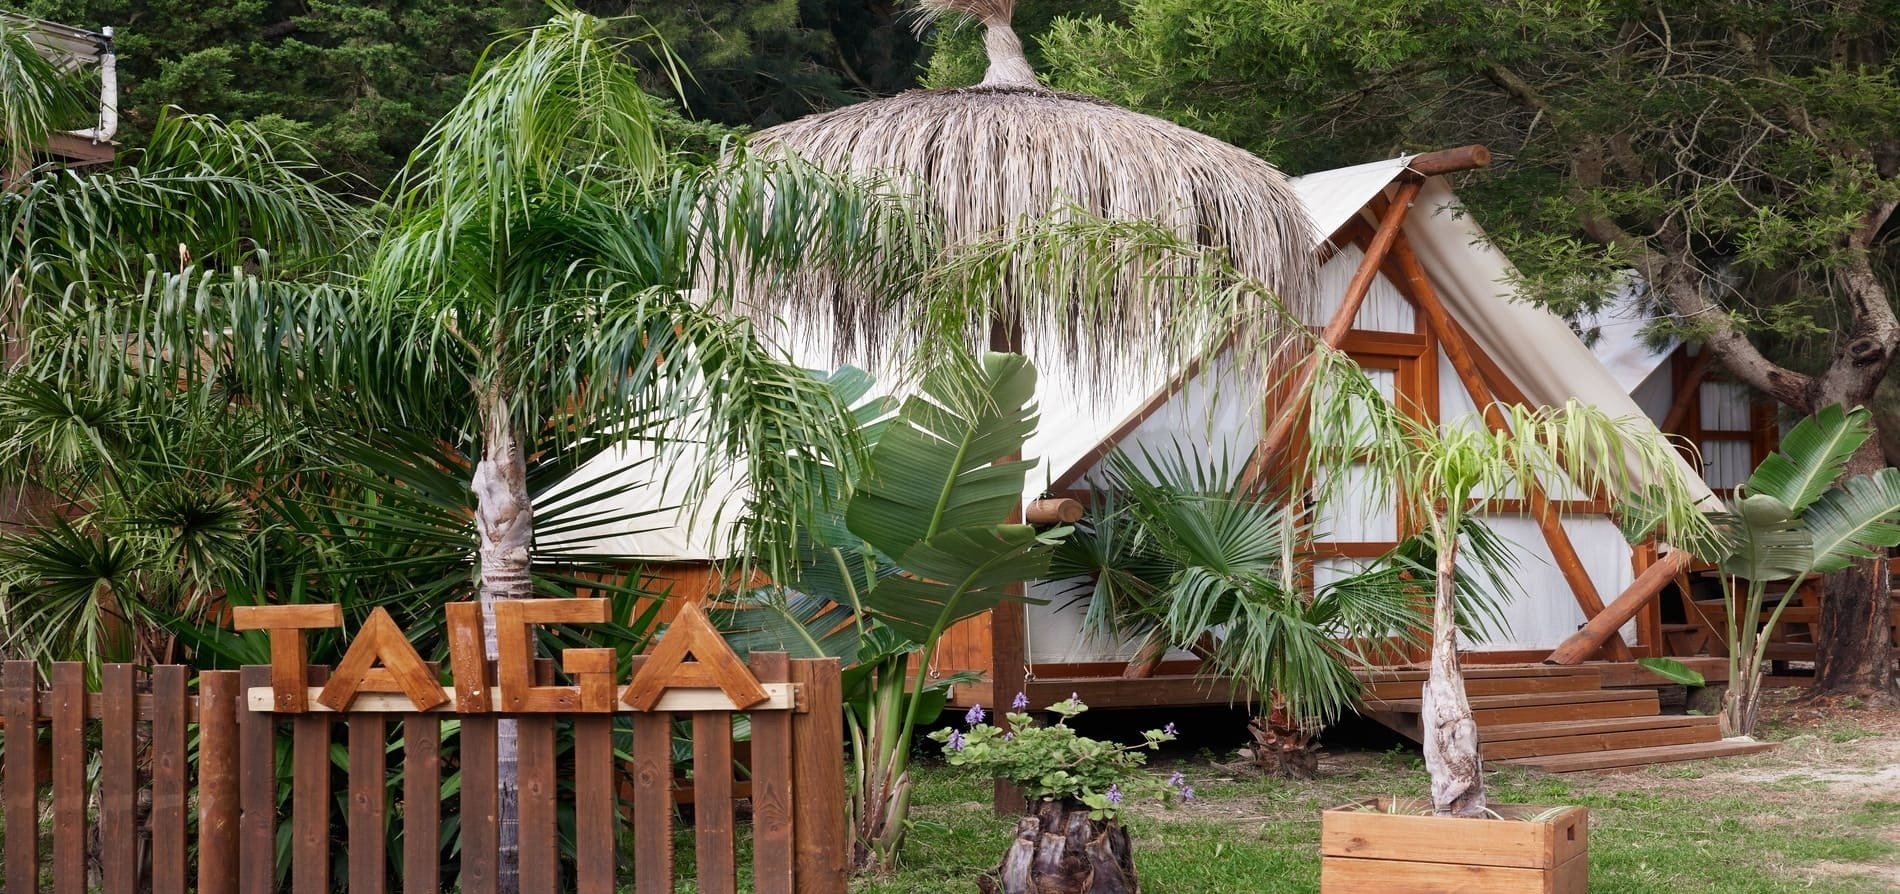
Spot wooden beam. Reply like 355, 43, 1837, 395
1546, 551, 1692, 665
1403, 145, 1492, 179
1388, 234, 1632, 661
1242, 179, 1424, 492
1659, 350, 1713, 436
1025, 498, 1083, 525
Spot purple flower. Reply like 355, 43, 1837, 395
1003, 731, 1014, 742
1162, 722, 1178, 737
1012, 691, 1030, 710
948, 730, 966, 751
1168, 771, 1185, 788
1179, 786, 1195, 803
1106, 785, 1123, 807
966, 704, 986, 725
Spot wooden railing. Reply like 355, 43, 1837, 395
0, 605, 847, 892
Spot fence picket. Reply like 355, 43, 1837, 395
198, 670, 241, 894
100, 664, 137, 894
518, 715, 559, 892
292, 710, 331, 894
238, 665, 277, 893
152, 665, 190, 894
3, 661, 41, 894
460, 715, 500, 894
631, 707, 674, 894
792, 657, 849, 893
750, 653, 796, 890
401, 714, 442, 894
0, 647, 846, 893
693, 711, 738, 894
51, 663, 86, 894
574, 713, 616, 894
349, 714, 389, 894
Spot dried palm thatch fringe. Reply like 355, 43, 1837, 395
751, 83, 1317, 391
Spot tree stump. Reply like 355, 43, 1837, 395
1245, 714, 1319, 779
979, 799, 1140, 894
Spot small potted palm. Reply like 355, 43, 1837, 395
1311, 353, 1720, 891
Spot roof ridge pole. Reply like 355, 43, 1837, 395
1239, 178, 1423, 496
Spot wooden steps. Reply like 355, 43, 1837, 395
1357, 663, 1772, 773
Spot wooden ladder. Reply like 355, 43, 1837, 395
1358, 664, 1773, 773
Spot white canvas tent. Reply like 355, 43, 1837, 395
542, 153, 1712, 661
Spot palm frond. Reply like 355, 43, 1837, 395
1742, 405, 1870, 513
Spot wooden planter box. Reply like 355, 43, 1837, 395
1321, 799, 1587, 893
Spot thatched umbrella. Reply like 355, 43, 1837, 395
750, 0, 1316, 387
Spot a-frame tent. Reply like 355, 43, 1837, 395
542, 150, 1719, 708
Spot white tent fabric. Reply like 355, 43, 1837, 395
540, 153, 1711, 606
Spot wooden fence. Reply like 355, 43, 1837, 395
0, 610, 847, 892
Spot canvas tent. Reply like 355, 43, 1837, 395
543, 152, 1716, 685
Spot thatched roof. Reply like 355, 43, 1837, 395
747, 0, 1315, 385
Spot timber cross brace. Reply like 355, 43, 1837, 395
233, 599, 803, 714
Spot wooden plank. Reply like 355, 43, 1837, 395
1476, 697, 1658, 728
230, 603, 345, 630
1506, 738, 1775, 772
1362, 673, 1601, 701
444, 602, 491, 712
198, 670, 241, 894
246, 683, 795, 713
1484, 722, 1720, 760
2, 662, 41, 893
516, 715, 559, 893
692, 711, 738, 894
1321, 806, 1573, 869
350, 714, 389, 894
458, 715, 499, 894
748, 654, 796, 890
790, 658, 848, 893
1321, 856, 1557, 893
152, 666, 190, 894
238, 665, 277, 894
1481, 714, 1717, 743
402, 715, 442, 894
573, 713, 617, 894
100, 664, 137, 894
50, 663, 86, 894
1370, 689, 1655, 713
292, 708, 331, 894
630, 704, 674, 894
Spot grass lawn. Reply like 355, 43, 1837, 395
852, 691, 1900, 893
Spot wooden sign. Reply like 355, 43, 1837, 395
234, 598, 791, 715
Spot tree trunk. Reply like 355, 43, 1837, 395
473, 391, 535, 894
1246, 695, 1318, 779
979, 799, 1139, 894
1421, 536, 1485, 817
1813, 438, 1897, 702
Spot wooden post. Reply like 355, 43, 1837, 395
403, 714, 443, 894
1548, 551, 1693, 664
748, 653, 796, 891
100, 664, 137, 894
4, 661, 42, 894
1024, 498, 1083, 525
1242, 179, 1424, 493
1659, 349, 1714, 437
1389, 236, 1633, 661
237, 665, 277, 893
152, 666, 190, 894
790, 658, 847, 893
1403, 144, 1493, 178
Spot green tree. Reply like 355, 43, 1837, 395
14, 0, 532, 186
1038, 0, 1900, 700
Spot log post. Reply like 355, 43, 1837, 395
1547, 551, 1693, 665
1025, 498, 1084, 525
1388, 236, 1632, 661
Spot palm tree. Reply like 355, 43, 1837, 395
1054, 443, 1516, 778
8, 11, 930, 888
1320, 349, 1720, 817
